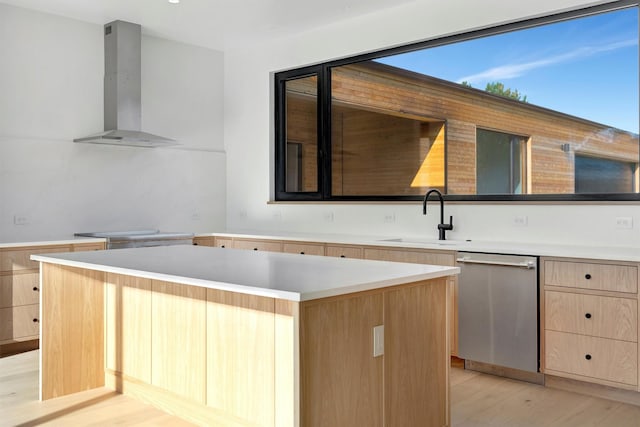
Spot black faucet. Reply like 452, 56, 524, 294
422, 189, 453, 240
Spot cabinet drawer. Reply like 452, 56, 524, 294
544, 260, 637, 293
325, 245, 363, 259
214, 238, 233, 249
192, 237, 216, 247
1, 246, 71, 272
71, 243, 105, 252
233, 239, 282, 252
283, 242, 325, 256
545, 291, 637, 342
0, 273, 40, 308
0, 304, 40, 341
545, 330, 637, 386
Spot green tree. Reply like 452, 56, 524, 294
484, 81, 528, 102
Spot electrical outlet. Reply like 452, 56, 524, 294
373, 325, 384, 357
13, 215, 29, 226
272, 210, 282, 221
323, 212, 334, 222
191, 213, 200, 221
615, 217, 633, 229
513, 215, 528, 226
383, 213, 396, 223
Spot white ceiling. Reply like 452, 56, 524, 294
1, 0, 420, 51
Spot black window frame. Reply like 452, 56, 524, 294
274, 0, 640, 202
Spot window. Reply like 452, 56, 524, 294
575, 155, 638, 193
476, 129, 527, 195
275, 1, 639, 202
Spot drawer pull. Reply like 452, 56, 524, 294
300, 251, 305, 255
340, 255, 346, 258
220, 245, 225, 248
585, 313, 592, 319
32, 318, 39, 323
193, 242, 199, 246
33, 287, 39, 292
253, 248, 258, 251
585, 274, 592, 280
585, 354, 592, 360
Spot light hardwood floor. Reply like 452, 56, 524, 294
2, 350, 640, 426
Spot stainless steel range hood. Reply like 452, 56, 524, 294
74, 20, 177, 148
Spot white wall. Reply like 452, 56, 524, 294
0, 3, 226, 241
224, 0, 640, 247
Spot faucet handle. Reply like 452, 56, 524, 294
438, 216, 454, 231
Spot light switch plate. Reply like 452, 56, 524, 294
615, 217, 633, 229
373, 325, 384, 357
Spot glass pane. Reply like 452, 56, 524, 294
476, 129, 525, 195
575, 155, 637, 193
331, 66, 445, 196
285, 76, 318, 192
373, 6, 639, 196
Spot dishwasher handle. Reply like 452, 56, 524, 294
456, 257, 536, 269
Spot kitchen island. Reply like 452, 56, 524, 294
33, 245, 458, 427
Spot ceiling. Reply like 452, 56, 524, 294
1, 0, 420, 51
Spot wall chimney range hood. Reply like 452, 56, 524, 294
74, 20, 177, 147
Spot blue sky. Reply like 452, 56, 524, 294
376, 7, 639, 134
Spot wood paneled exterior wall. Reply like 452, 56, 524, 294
285, 61, 638, 195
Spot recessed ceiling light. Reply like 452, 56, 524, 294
168, 0, 180, 4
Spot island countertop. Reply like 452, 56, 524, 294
31, 245, 459, 301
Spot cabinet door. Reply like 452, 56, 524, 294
384, 279, 449, 427
151, 280, 207, 403
207, 289, 276, 425
233, 239, 283, 252
105, 273, 152, 383
325, 245, 363, 259
0, 273, 39, 308
1, 246, 71, 272
300, 293, 383, 427
283, 242, 325, 256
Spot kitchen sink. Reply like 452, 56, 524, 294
378, 238, 465, 246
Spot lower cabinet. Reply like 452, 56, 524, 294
0, 241, 105, 356
104, 274, 450, 427
542, 257, 640, 392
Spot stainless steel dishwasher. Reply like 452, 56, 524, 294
457, 252, 539, 376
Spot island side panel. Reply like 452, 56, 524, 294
300, 291, 384, 427
206, 289, 277, 426
40, 264, 105, 400
151, 280, 207, 403
384, 278, 450, 427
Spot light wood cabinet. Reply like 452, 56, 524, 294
0, 241, 106, 356
363, 246, 459, 356
214, 237, 233, 248
283, 242, 325, 256
542, 256, 639, 392
151, 280, 207, 403
325, 244, 363, 259
233, 238, 283, 252
192, 236, 216, 247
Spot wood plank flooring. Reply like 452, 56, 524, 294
1, 350, 640, 426
0, 351, 194, 426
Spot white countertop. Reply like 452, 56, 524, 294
32, 245, 458, 301
0, 237, 106, 249
198, 230, 640, 262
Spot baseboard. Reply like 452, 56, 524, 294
545, 374, 640, 407
0, 339, 39, 358
464, 359, 544, 385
